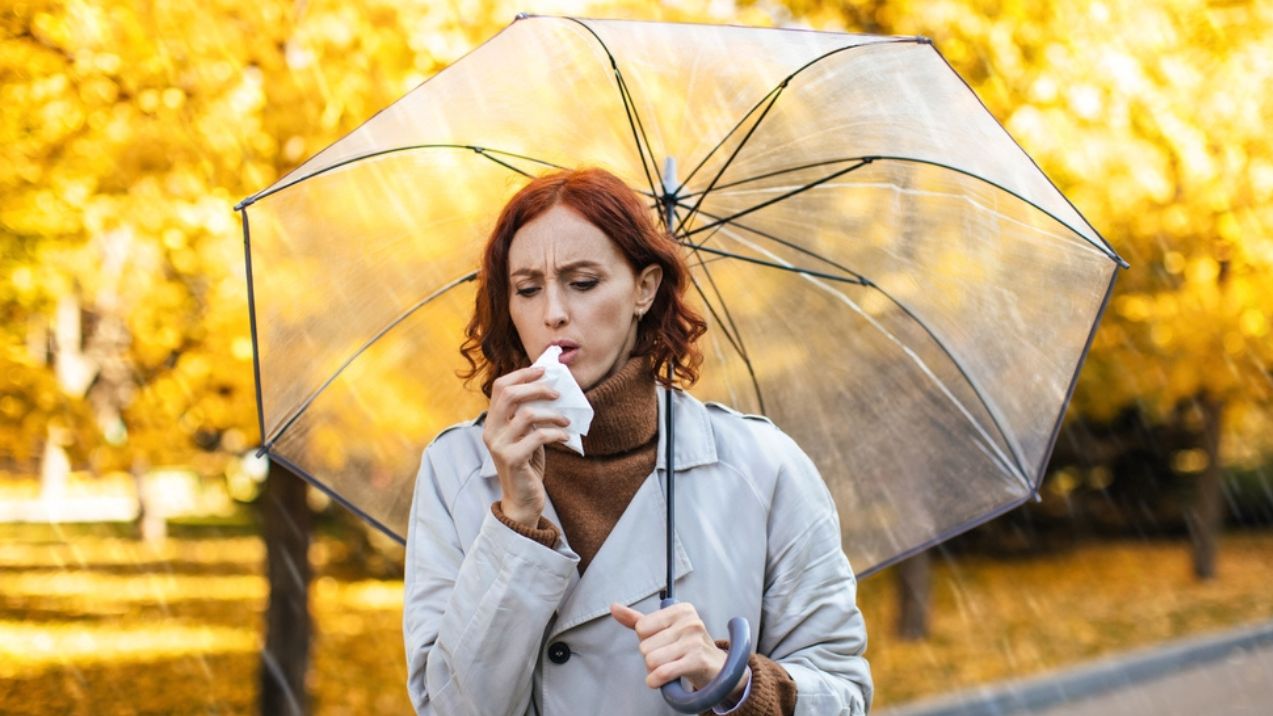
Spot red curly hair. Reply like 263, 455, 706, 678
459, 168, 707, 397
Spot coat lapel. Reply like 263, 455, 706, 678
477, 387, 721, 639
547, 386, 718, 639
548, 470, 691, 638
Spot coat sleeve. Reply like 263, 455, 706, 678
758, 427, 874, 716
403, 442, 579, 715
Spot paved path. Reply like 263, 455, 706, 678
1029, 641, 1273, 716
879, 620, 1273, 716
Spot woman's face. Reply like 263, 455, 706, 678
507, 204, 661, 391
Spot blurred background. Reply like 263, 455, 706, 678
1, 0, 1270, 714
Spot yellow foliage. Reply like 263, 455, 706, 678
7, 0, 1269, 473
766, 0, 1273, 452
3, 0, 781, 475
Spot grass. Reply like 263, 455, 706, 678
0, 525, 1270, 713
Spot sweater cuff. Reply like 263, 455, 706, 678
703, 641, 797, 716
490, 501, 561, 548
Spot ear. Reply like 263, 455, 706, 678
635, 264, 663, 313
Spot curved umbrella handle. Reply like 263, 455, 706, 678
659, 598, 752, 714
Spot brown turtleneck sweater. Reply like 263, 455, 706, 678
491, 355, 797, 716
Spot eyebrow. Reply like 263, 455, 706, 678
509, 260, 605, 279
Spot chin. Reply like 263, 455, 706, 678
575, 371, 600, 392
564, 363, 589, 386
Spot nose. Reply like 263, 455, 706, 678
543, 283, 568, 328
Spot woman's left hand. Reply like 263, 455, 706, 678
610, 602, 748, 698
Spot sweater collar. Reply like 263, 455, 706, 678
477, 374, 718, 477
563, 355, 659, 457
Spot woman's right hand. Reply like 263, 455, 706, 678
483, 365, 571, 527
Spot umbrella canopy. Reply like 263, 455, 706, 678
236, 14, 1125, 576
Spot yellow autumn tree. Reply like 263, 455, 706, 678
767, 0, 1273, 579
4, 0, 787, 707
2, 0, 787, 481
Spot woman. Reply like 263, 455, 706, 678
403, 168, 872, 715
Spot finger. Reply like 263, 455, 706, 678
610, 603, 643, 630
502, 380, 561, 404
643, 638, 692, 674
646, 652, 706, 689
508, 407, 571, 437
633, 601, 696, 640
637, 617, 695, 657
487, 408, 564, 454
508, 426, 570, 459
492, 365, 545, 392
494, 382, 562, 421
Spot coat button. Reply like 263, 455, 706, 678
547, 641, 571, 664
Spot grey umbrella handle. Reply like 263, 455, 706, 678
659, 598, 752, 714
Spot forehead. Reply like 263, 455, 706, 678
508, 204, 626, 272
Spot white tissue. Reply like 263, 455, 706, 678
526, 345, 594, 455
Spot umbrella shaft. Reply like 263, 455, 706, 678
664, 361, 676, 601
662, 156, 678, 235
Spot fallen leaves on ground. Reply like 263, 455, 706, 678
1, 526, 1271, 713
859, 532, 1273, 706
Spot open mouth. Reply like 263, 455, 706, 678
557, 346, 579, 365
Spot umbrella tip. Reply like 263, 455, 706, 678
515, 12, 529, 20
916, 36, 933, 45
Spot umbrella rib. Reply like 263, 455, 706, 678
681, 259, 767, 414
258, 270, 479, 453
679, 157, 870, 199
267, 451, 406, 545
475, 151, 536, 178
617, 68, 666, 203
678, 203, 1037, 452
675, 242, 868, 286
855, 486, 1033, 579
684, 159, 875, 237
676, 84, 789, 237
565, 18, 663, 202
927, 46, 1124, 266
235, 145, 566, 209
677, 37, 923, 196
683, 153, 1127, 267
870, 155, 1127, 266
866, 283, 1031, 483
711, 225, 1031, 485
678, 83, 782, 194
687, 273, 747, 359
1030, 265, 1120, 489
240, 208, 269, 451
677, 201, 869, 283
687, 228, 763, 410
676, 213, 754, 369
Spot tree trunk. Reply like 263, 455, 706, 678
1187, 393, 1225, 581
896, 550, 932, 640
40, 425, 71, 505
133, 463, 167, 543
260, 461, 312, 716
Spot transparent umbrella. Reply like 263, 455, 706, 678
236, 13, 1125, 590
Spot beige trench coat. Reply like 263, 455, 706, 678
403, 386, 872, 715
